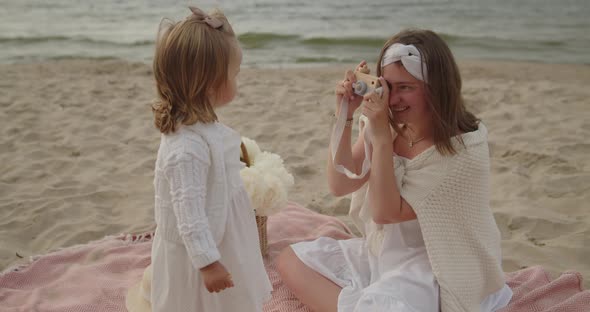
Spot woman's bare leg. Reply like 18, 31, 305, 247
276, 247, 342, 312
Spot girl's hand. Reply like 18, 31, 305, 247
200, 261, 234, 293
362, 77, 392, 143
335, 61, 367, 117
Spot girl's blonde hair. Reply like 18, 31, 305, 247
152, 8, 236, 134
376, 29, 479, 155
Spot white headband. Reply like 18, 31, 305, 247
381, 43, 427, 82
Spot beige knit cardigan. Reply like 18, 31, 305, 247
350, 122, 505, 312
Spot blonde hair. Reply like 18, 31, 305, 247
152, 8, 236, 134
376, 29, 479, 155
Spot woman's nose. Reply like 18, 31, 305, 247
389, 91, 400, 106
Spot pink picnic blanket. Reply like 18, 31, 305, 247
1, 202, 588, 312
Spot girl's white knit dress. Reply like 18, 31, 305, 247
150, 122, 272, 312
292, 123, 513, 312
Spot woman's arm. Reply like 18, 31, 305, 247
368, 140, 417, 224
327, 123, 370, 196
326, 62, 370, 196
362, 77, 416, 224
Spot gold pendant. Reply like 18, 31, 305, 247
409, 141, 414, 148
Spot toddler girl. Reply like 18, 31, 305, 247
150, 6, 271, 312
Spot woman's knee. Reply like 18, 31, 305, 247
276, 246, 341, 312
276, 246, 309, 288
276, 246, 296, 278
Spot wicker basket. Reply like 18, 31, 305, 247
240, 142, 268, 256
255, 215, 268, 256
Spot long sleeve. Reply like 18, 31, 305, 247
164, 149, 221, 269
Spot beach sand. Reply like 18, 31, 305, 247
0, 59, 588, 288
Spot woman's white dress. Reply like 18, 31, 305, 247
291, 155, 513, 312
151, 123, 272, 312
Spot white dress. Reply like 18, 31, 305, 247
151, 122, 272, 312
291, 155, 513, 312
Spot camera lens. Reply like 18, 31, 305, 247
353, 81, 367, 95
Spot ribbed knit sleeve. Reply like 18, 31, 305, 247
164, 146, 221, 269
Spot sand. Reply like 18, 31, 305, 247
0, 59, 588, 288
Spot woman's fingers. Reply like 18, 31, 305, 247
365, 87, 386, 106
357, 60, 366, 69
336, 80, 354, 100
336, 63, 370, 107
362, 88, 388, 119
344, 70, 356, 99
378, 77, 389, 101
361, 96, 375, 118
362, 92, 380, 106
356, 60, 368, 74
343, 69, 355, 80
335, 83, 346, 96
344, 81, 355, 99
335, 82, 352, 100
368, 91, 383, 105
345, 70, 356, 83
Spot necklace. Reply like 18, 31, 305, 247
406, 136, 425, 147
400, 124, 425, 148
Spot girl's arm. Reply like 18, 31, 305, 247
164, 145, 220, 269
166, 150, 234, 293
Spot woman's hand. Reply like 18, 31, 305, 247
200, 261, 234, 293
362, 77, 392, 144
335, 61, 367, 117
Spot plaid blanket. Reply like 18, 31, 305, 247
1, 202, 588, 312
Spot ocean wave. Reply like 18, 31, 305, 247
237, 32, 385, 49
439, 33, 567, 50
47, 55, 122, 61
0, 35, 154, 47
236, 31, 573, 55
237, 32, 299, 49
0, 32, 571, 53
0, 31, 584, 65
301, 37, 384, 47
295, 56, 340, 63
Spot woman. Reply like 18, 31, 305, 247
276, 29, 513, 312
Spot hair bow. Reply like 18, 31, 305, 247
189, 6, 223, 29
381, 43, 427, 82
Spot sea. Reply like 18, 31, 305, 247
1, 0, 589, 67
